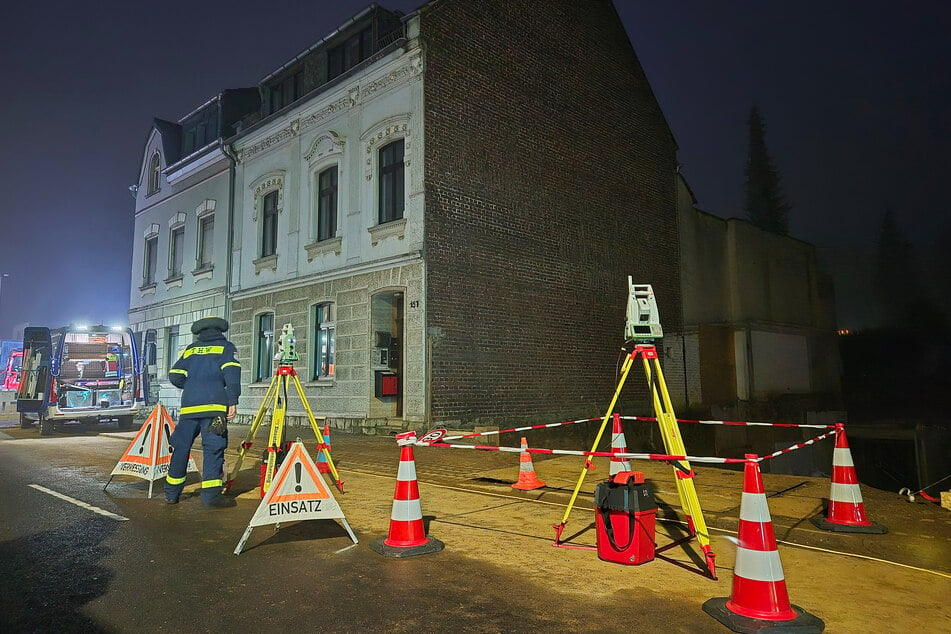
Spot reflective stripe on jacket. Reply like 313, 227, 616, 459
169, 332, 241, 419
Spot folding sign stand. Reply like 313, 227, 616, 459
234, 440, 357, 555
553, 282, 717, 579
104, 403, 197, 498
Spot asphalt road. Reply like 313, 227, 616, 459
1, 419, 949, 633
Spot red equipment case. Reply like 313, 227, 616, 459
594, 471, 657, 565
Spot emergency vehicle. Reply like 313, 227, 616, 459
3, 350, 22, 391
16, 325, 146, 435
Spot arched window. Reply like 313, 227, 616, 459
148, 152, 161, 195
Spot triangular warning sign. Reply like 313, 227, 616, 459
108, 403, 197, 483
235, 441, 357, 554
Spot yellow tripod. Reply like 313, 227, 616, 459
553, 343, 716, 579
224, 363, 343, 494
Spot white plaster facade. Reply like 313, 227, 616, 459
228, 18, 425, 430
129, 130, 232, 414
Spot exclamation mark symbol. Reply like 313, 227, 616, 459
165, 423, 173, 453
294, 462, 302, 492
138, 424, 152, 454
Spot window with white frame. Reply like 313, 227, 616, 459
378, 139, 404, 224
143, 236, 158, 285
169, 225, 185, 278
197, 214, 214, 268
255, 312, 274, 381
166, 325, 180, 373
312, 303, 335, 380
148, 152, 161, 195
316, 166, 338, 241
261, 191, 279, 257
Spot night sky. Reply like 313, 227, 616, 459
0, 0, 948, 339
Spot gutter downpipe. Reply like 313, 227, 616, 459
222, 142, 238, 325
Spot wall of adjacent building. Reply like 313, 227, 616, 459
418, 0, 682, 426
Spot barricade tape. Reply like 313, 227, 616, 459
440, 416, 603, 442
418, 429, 836, 464
620, 415, 836, 429
418, 441, 749, 464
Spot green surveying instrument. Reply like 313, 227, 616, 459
224, 323, 343, 494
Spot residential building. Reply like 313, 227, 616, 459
128, 90, 258, 412
225, 0, 682, 433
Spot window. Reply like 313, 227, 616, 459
148, 153, 161, 195
327, 26, 374, 80
143, 236, 158, 285
197, 215, 214, 268
166, 326, 180, 372
261, 190, 279, 257
312, 303, 335, 380
169, 226, 185, 278
255, 312, 274, 382
317, 166, 338, 241
378, 139, 404, 224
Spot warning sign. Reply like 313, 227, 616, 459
108, 404, 197, 482
247, 441, 344, 527
235, 440, 357, 554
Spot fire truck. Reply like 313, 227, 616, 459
3, 350, 23, 391
16, 325, 146, 435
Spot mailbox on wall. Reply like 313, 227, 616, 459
374, 370, 399, 397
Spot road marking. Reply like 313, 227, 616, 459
29, 484, 129, 521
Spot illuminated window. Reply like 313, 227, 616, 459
317, 166, 337, 241
148, 153, 161, 195
169, 226, 184, 278
143, 236, 158, 285
312, 303, 335, 380
378, 139, 404, 224
255, 312, 274, 381
197, 215, 214, 268
261, 191, 278, 257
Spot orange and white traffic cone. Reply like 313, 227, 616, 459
811, 423, 887, 534
512, 437, 546, 490
609, 413, 632, 477
704, 454, 824, 632
369, 431, 444, 558
316, 424, 332, 474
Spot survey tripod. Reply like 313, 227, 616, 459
223, 323, 343, 494
552, 281, 717, 579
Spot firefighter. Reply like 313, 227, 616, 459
164, 316, 241, 508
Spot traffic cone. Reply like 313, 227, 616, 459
512, 437, 546, 490
811, 423, 887, 534
703, 455, 824, 632
316, 424, 332, 474
609, 413, 632, 477
369, 431, 444, 558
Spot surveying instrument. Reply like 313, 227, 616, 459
553, 279, 717, 579
224, 323, 343, 494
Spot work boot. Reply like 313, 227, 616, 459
164, 497, 179, 505
202, 496, 236, 509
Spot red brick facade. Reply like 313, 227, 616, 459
419, 0, 681, 424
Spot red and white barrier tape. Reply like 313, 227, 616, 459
418, 429, 836, 465
620, 415, 836, 429
417, 441, 749, 464
756, 430, 836, 461
440, 416, 603, 442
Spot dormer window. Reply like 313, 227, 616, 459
148, 152, 161, 195
327, 26, 374, 81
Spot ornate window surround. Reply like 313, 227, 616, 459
304, 131, 346, 260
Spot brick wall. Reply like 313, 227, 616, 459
420, 0, 682, 425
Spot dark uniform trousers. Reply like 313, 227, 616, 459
164, 417, 228, 503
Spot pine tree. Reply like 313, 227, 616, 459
744, 106, 790, 235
